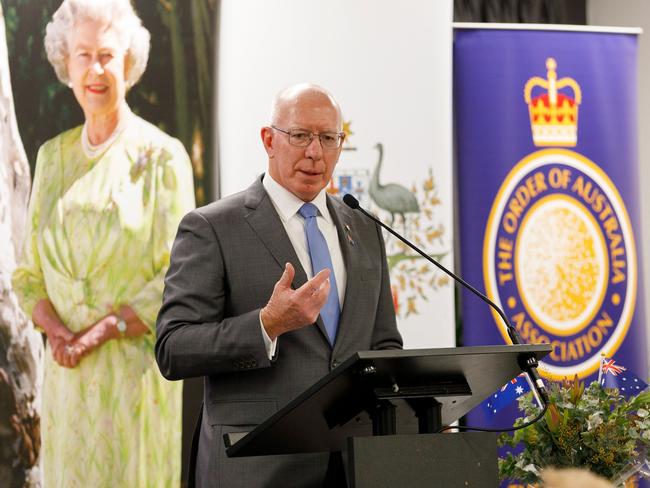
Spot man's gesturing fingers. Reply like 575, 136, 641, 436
275, 262, 295, 291
261, 264, 332, 340
299, 268, 330, 297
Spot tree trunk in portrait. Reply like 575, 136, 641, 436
158, 0, 191, 150
0, 5, 44, 487
191, 0, 210, 139
189, 0, 215, 205
158, 0, 216, 205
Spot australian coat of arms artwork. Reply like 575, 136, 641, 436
329, 124, 451, 318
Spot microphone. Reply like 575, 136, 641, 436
342, 193, 549, 406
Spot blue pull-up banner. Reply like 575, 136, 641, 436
454, 23, 646, 450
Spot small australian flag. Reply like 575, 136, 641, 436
599, 357, 648, 397
483, 373, 531, 415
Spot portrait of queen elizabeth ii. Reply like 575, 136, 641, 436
10, 0, 198, 485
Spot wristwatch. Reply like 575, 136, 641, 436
116, 316, 127, 336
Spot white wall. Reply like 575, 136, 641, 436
588, 0, 650, 374
218, 1, 453, 198
217, 0, 455, 348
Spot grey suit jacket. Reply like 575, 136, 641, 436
155, 175, 402, 488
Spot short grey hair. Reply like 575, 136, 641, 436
270, 83, 343, 129
44, 0, 150, 87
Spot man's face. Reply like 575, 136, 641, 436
262, 94, 342, 202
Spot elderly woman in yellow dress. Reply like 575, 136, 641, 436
12, 0, 194, 485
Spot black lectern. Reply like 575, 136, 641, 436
224, 344, 551, 487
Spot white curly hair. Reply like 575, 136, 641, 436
44, 0, 150, 87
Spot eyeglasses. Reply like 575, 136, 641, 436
271, 126, 345, 149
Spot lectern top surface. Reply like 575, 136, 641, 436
226, 344, 551, 457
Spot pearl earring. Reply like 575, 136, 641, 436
67, 81, 72, 88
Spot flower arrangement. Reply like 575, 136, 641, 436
498, 376, 650, 485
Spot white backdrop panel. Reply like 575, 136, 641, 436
217, 0, 455, 348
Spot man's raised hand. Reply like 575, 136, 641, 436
261, 262, 331, 340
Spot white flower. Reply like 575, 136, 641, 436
516, 459, 540, 475
587, 412, 603, 430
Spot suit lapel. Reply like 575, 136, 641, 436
244, 177, 308, 287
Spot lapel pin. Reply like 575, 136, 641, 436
344, 223, 355, 245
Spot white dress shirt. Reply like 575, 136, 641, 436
259, 174, 347, 357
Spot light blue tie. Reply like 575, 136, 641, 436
298, 203, 340, 345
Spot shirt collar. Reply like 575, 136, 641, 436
263, 173, 332, 224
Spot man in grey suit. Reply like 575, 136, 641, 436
155, 84, 402, 487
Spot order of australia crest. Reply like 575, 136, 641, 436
483, 58, 637, 380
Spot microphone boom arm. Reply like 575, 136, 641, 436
343, 194, 549, 405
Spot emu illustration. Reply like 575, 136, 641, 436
369, 143, 420, 229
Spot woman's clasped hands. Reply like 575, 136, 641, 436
47, 314, 121, 369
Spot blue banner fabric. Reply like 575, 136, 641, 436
454, 26, 647, 442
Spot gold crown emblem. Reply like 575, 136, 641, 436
524, 58, 581, 147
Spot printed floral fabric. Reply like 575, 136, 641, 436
12, 114, 195, 487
